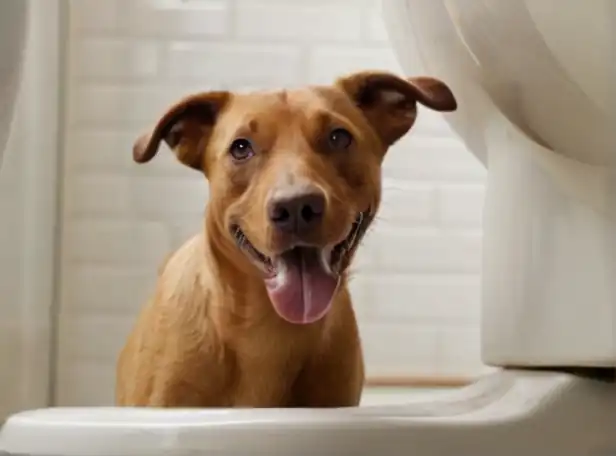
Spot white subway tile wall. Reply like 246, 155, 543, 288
56, 0, 489, 406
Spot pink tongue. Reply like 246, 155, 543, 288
265, 248, 339, 324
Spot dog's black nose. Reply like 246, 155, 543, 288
268, 190, 326, 234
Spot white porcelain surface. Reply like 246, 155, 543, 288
383, 0, 616, 366
0, 1, 28, 167
2, 371, 615, 456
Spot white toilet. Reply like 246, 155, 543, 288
1, 1, 615, 455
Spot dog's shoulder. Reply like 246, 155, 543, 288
116, 233, 228, 406
159, 234, 204, 273
155, 234, 211, 310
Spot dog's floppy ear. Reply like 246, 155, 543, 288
133, 91, 230, 170
336, 71, 457, 146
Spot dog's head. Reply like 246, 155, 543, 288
133, 71, 456, 324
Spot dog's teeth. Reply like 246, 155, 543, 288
346, 225, 359, 251
332, 255, 343, 275
320, 247, 335, 275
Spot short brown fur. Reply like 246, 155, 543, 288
116, 71, 457, 407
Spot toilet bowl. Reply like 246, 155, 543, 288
0, 370, 614, 456
1, 2, 615, 455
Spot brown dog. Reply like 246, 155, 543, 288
115, 71, 457, 408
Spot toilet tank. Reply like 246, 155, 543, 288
382, 0, 616, 368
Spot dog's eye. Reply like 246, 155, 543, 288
229, 138, 255, 161
329, 128, 353, 150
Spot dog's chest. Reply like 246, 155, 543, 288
229, 330, 315, 406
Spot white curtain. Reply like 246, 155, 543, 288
0, 0, 61, 421
0, 2, 27, 166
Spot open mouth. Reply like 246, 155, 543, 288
231, 210, 369, 278
230, 210, 371, 325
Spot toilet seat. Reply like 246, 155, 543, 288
2, 370, 615, 456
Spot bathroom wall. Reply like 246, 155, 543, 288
55, 0, 488, 405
